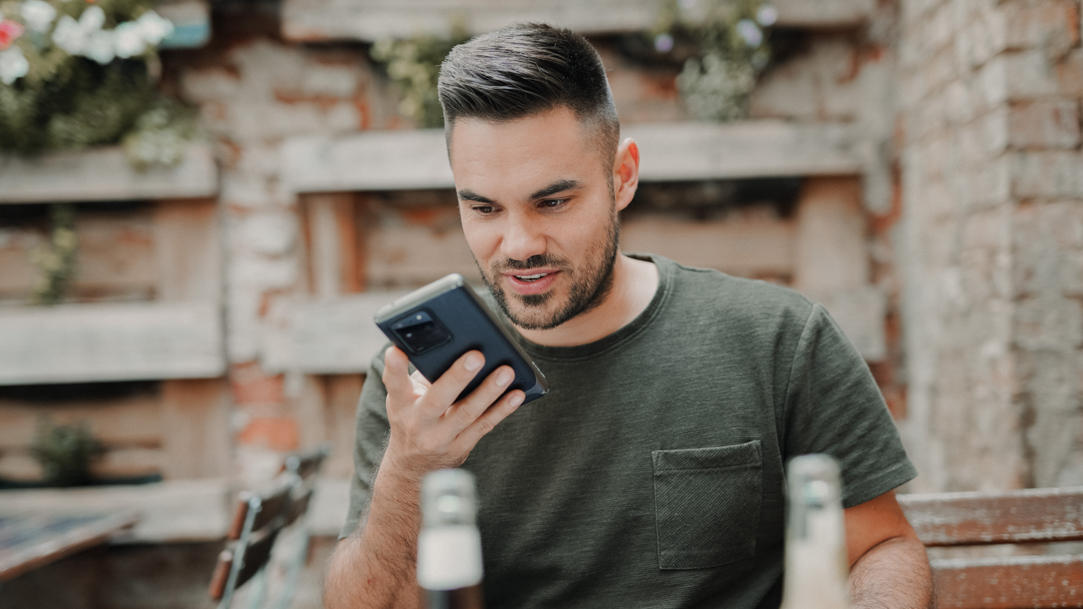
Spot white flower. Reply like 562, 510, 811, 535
756, 5, 778, 26
51, 14, 85, 54
83, 28, 114, 64
736, 19, 763, 47
79, 5, 105, 31
21, 0, 58, 34
113, 21, 146, 57
0, 45, 29, 84
51, 6, 109, 59
135, 11, 173, 46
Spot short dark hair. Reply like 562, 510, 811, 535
438, 23, 620, 170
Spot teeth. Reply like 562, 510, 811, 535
515, 273, 547, 281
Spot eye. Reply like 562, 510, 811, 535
472, 205, 496, 215
539, 198, 567, 209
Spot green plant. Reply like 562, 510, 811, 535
0, 0, 197, 165
652, 0, 775, 121
28, 202, 77, 305
32, 416, 104, 486
370, 26, 470, 128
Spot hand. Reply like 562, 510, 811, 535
381, 346, 525, 478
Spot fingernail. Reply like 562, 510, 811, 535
465, 353, 483, 371
510, 392, 524, 408
496, 368, 513, 387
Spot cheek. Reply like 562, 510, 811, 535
461, 220, 498, 262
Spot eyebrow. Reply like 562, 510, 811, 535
457, 189, 495, 204
457, 179, 582, 206
529, 179, 581, 201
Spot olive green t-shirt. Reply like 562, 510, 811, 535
342, 254, 916, 609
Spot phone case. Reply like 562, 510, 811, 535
374, 274, 549, 405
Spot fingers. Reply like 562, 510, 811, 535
422, 350, 486, 410
381, 346, 417, 401
451, 389, 525, 454
448, 364, 515, 428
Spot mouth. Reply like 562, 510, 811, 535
502, 269, 560, 295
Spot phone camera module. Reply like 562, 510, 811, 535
391, 310, 452, 354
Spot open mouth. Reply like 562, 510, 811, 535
514, 273, 549, 282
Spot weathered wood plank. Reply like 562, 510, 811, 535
263, 292, 406, 374
160, 379, 231, 479
0, 302, 226, 385
365, 202, 482, 289
790, 176, 885, 362
302, 193, 361, 298
621, 210, 796, 278
931, 555, 1083, 609
281, 0, 875, 43
0, 208, 158, 301
0, 144, 218, 204
0, 396, 163, 450
899, 486, 1083, 547
0, 478, 232, 542
154, 200, 221, 303
282, 122, 861, 194
324, 375, 364, 479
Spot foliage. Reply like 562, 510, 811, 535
0, 0, 196, 165
32, 416, 104, 486
652, 0, 776, 121
370, 26, 469, 129
28, 202, 77, 305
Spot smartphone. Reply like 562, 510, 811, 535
374, 274, 548, 405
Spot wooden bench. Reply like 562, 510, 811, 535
898, 486, 1083, 609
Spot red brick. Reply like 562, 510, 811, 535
237, 416, 300, 451
1008, 100, 1081, 149
1056, 50, 1083, 97
230, 362, 285, 405
1003, 0, 1080, 59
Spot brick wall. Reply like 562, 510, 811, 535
898, 0, 1083, 491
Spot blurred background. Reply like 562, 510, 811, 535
0, 0, 1080, 606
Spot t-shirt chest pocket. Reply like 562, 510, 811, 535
651, 440, 763, 570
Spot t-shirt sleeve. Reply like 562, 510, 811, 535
339, 348, 392, 540
782, 304, 917, 508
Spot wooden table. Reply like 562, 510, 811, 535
0, 512, 139, 581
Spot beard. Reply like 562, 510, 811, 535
478, 216, 620, 331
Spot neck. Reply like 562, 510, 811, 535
516, 253, 659, 347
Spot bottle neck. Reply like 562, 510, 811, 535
780, 479, 850, 609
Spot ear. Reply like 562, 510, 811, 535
612, 138, 640, 213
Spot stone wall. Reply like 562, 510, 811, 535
898, 0, 1083, 491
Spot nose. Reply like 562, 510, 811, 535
500, 212, 547, 263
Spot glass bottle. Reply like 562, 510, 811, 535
418, 468, 485, 609
779, 454, 850, 609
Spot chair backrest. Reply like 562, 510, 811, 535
898, 486, 1083, 609
208, 480, 296, 606
282, 443, 332, 484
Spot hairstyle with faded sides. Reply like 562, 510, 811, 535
437, 23, 621, 188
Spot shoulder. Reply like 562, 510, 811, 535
656, 256, 816, 337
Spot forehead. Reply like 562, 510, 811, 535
448, 107, 604, 200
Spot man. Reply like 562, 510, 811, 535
326, 23, 931, 609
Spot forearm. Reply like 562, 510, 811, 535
324, 462, 425, 609
849, 534, 932, 609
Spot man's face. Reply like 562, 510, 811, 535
448, 107, 619, 330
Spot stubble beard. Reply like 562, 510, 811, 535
479, 216, 620, 331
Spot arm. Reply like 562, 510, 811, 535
324, 347, 525, 609
844, 490, 932, 609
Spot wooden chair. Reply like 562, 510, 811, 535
898, 486, 1083, 609
208, 479, 297, 609
272, 443, 331, 609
